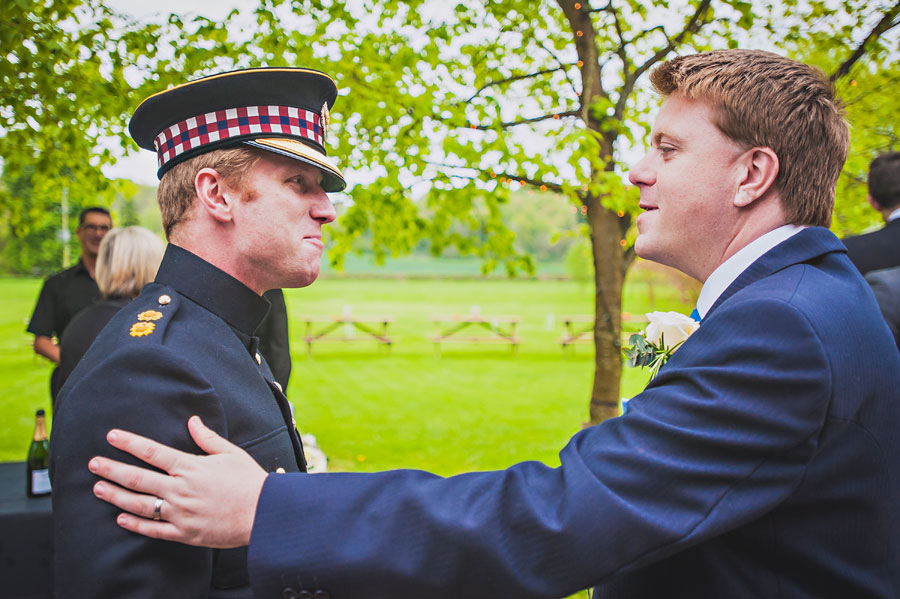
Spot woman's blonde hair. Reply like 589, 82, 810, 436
95, 227, 165, 299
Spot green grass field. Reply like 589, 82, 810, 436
1, 261, 697, 473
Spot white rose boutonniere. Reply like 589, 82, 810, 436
625, 311, 699, 380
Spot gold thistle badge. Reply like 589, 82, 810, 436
137, 310, 163, 322
320, 102, 330, 138
129, 322, 155, 337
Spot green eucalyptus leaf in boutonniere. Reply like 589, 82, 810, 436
624, 311, 699, 381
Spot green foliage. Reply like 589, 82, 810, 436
564, 235, 593, 284
0, 0, 255, 271
771, 0, 899, 236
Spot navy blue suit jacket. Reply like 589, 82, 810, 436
247, 228, 900, 599
51, 245, 306, 598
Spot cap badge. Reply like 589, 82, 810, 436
320, 102, 330, 138
137, 310, 164, 322
129, 322, 156, 337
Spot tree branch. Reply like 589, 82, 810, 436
587, 1, 611, 13
469, 109, 581, 130
495, 172, 565, 193
631, 0, 713, 84
466, 67, 567, 102
830, 4, 900, 82
422, 162, 567, 194
604, 0, 630, 77
628, 24, 670, 46
540, 40, 580, 97
423, 160, 481, 174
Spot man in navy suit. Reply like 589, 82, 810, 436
89, 50, 900, 598
843, 152, 900, 274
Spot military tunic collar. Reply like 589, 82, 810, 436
155, 244, 271, 338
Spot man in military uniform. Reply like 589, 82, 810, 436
27, 207, 111, 392
49, 67, 344, 598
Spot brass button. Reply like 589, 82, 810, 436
158, 294, 172, 305
273, 381, 283, 393
291, 417, 297, 429
275, 467, 286, 474
255, 352, 262, 365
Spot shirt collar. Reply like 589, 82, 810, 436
696, 224, 805, 319
72, 258, 90, 275
155, 244, 271, 337
888, 206, 900, 222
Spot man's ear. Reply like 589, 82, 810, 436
866, 193, 883, 211
194, 168, 236, 224
734, 147, 779, 208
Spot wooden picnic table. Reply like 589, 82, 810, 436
429, 312, 521, 355
301, 314, 393, 355
559, 313, 648, 351
559, 315, 594, 349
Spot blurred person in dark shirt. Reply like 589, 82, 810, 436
27, 207, 112, 368
53, 226, 165, 405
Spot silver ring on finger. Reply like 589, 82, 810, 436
152, 497, 164, 521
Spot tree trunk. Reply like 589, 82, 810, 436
587, 199, 626, 424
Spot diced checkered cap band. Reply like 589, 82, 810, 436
153, 105, 323, 169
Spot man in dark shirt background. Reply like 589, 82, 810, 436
842, 152, 900, 349
27, 207, 112, 368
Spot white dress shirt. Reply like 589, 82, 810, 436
696, 225, 805, 319
888, 206, 900, 222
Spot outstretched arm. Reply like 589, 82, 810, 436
33, 334, 60, 363
90, 415, 268, 549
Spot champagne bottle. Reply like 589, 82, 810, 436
27, 409, 51, 497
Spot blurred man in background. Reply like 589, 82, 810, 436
843, 151, 900, 274
27, 207, 111, 394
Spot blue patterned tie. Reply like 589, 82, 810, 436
689, 308, 701, 323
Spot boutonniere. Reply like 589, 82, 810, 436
625, 311, 699, 380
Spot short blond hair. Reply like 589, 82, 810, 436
156, 146, 264, 238
650, 49, 849, 227
96, 227, 165, 299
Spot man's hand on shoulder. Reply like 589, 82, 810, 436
89, 415, 268, 549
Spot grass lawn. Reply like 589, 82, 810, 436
1, 261, 697, 472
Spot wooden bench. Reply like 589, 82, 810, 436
559, 313, 648, 351
301, 315, 393, 355
429, 311, 520, 355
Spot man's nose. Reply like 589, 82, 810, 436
312, 193, 337, 224
628, 154, 655, 187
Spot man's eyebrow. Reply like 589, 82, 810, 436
652, 131, 681, 146
291, 167, 322, 183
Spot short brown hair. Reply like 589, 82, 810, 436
650, 49, 849, 227
156, 146, 264, 238
869, 152, 900, 210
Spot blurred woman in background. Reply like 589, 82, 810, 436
52, 227, 164, 404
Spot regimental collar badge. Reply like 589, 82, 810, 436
321, 102, 330, 138
130, 322, 156, 337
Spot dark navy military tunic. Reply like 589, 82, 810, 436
50, 244, 306, 599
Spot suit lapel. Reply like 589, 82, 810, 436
706, 227, 847, 319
